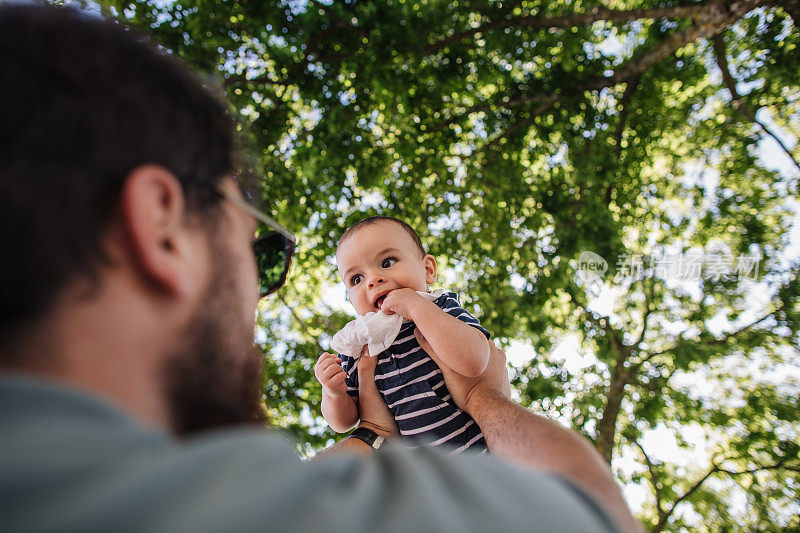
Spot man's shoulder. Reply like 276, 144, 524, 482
309, 442, 619, 533
0, 374, 305, 531
0, 376, 617, 533
0, 374, 300, 484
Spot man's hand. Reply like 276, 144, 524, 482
416, 329, 641, 533
314, 352, 348, 399
355, 347, 399, 438
380, 288, 429, 320
414, 328, 510, 414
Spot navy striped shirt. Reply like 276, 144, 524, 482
339, 291, 490, 454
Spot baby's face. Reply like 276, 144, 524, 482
336, 220, 436, 315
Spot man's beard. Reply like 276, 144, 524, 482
163, 235, 269, 437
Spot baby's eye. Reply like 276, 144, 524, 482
382, 257, 398, 268
350, 274, 363, 286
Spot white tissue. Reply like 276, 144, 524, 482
330, 289, 445, 358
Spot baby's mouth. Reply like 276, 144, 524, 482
374, 295, 387, 310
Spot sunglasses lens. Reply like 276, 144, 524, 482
253, 231, 292, 297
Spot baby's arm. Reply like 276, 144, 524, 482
411, 300, 490, 377
315, 352, 359, 433
381, 289, 490, 377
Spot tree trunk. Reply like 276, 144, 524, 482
596, 368, 628, 464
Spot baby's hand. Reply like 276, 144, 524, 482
380, 288, 427, 320
314, 352, 348, 399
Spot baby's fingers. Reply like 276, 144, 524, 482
314, 352, 339, 370
320, 362, 345, 382
328, 371, 347, 390
315, 351, 332, 366
314, 353, 335, 379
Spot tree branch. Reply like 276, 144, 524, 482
656, 463, 721, 532
476, 0, 770, 156
469, 95, 559, 156
304, 0, 367, 63
614, 74, 641, 160
711, 32, 800, 173
634, 440, 665, 520
429, 94, 553, 133
423, 4, 719, 55
781, 0, 800, 28
633, 276, 654, 350
704, 309, 776, 345
588, 0, 769, 92
633, 364, 678, 391
631, 308, 777, 371
309, 0, 366, 37
567, 285, 634, 464
655, 459, 800, 531
277, 293, 323, 352
718, 462, 800, 476
565, 285, 630, 353
223, 73, 290, 88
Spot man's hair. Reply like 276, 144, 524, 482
0, 5, 236, 343
337, 216, 427, 257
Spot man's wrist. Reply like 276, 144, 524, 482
349, 426, 386, 450
463, 385, 507, 422
356, 421, 396, 439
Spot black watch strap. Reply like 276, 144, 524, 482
349, 427, 386, 450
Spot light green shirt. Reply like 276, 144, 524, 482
0, 375, 618, 532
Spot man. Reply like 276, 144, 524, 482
0, 5, 639, 532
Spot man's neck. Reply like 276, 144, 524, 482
0, 282, 179, 433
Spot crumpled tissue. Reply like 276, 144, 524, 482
330, 289, 445, 358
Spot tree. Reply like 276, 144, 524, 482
103, 0, 800, 529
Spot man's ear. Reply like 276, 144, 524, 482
118, 165, 199, 297
423, 254, 437, 284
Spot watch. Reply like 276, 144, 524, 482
349, 427, 386, 450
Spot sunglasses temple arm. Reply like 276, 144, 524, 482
218, 189, 296, 242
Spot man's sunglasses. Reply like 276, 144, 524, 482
214, 187, 296, 298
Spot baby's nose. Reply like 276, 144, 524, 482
368, 277, 384, 288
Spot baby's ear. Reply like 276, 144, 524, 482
423, 254, 437, 284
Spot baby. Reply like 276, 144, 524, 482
315, 216, 491, 453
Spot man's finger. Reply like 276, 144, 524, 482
357, 353, 384, 393
414, 328, 441, 366
357, 350, 377, 377
484, 342, 512, 399
355, 348, 399, 436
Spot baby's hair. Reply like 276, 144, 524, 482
337, 216, 426, 257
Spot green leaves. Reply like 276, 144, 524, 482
103, 0, 800, 528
